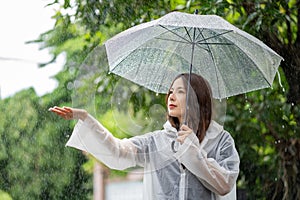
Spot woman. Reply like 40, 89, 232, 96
49, 73, 240, 199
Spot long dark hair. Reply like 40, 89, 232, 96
166, 73, 212, 143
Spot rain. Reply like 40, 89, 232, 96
1, 1, 300, 200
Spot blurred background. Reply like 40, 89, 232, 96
0, 0, 299, 200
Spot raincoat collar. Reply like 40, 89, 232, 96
163, 121, 178, 138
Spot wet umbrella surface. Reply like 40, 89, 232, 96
105, 11, 283, 99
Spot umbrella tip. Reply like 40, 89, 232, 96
194, 9, 199, 14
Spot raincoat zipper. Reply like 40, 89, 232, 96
178, 164, 186, 200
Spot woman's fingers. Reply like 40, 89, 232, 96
177, 132, 190, 144
178, 125, 192, 136
48, 107, 62, 115
177, 125, 193, 144
63, 106, 73, 112
49, 106, 67, 115
49, 106, 88, 120
177, 135, 186, 144
49, 106, 74, 120
180, 124, 192, 132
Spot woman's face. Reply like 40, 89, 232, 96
167, 77, 186, 123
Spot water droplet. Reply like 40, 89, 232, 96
69, 67, 76, 74
67, 82, 74, 90
282, 125, 285, 129
277, 70, 284, 89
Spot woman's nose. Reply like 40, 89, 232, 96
169, 93, 176, 101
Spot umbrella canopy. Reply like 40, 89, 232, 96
105, 11, 283, 99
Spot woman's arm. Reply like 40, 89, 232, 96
174, 129, 240, 196
49, 106, 138, 170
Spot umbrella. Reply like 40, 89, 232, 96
104, 11, 283, 100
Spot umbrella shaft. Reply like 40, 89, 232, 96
184, 41, 195, 125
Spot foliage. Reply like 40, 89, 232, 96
0, 89, 91, 199
1, 0, 299, 199
191, 1, 300, 199
225, 71, 300, 199
0, 190, 12, 200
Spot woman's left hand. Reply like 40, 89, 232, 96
48, 106, 88, 121
177, 124, 193, 144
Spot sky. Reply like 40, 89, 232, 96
0, 1, 64, 99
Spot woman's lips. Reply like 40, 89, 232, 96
168, 104, 177, 109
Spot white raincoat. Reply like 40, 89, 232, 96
66, 114, 240, 200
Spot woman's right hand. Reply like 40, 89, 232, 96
48, 106, 88, 121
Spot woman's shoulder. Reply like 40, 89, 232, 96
203, 121, 236, 149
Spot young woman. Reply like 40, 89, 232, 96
49, 73, 240, 199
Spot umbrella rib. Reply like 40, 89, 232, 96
155, 37, 191, 44
209, 29, 272, 87
192, 28, 209, 52
197, 30, 233, 43
194, 28, 233, 53
198, 31, 223, 98
195, 28, 204, 41
194, 42, 233, 53
197, 29, 272, 97
184, 26, 193, 42
231, 43, 272, 87
197, 42, 233, 45
159, 25, 193, 44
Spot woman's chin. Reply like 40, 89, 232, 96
168, 113, 180, 119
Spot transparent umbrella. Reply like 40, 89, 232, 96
105, 11, 283, 100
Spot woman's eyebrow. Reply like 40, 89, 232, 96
170, 86, 185, 91
175, 86, 185, 90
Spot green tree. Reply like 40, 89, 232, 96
34, 0, 299, 199
0, 88, 91, 199
189, 1, 300, 199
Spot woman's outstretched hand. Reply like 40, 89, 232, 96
48, 106, 88, 121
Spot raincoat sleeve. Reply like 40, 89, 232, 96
173, 131, 240, 196
65, 114, 138, 170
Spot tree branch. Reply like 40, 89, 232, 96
296, 0, 300, 45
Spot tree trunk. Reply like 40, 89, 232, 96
274, 138, 300, 200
